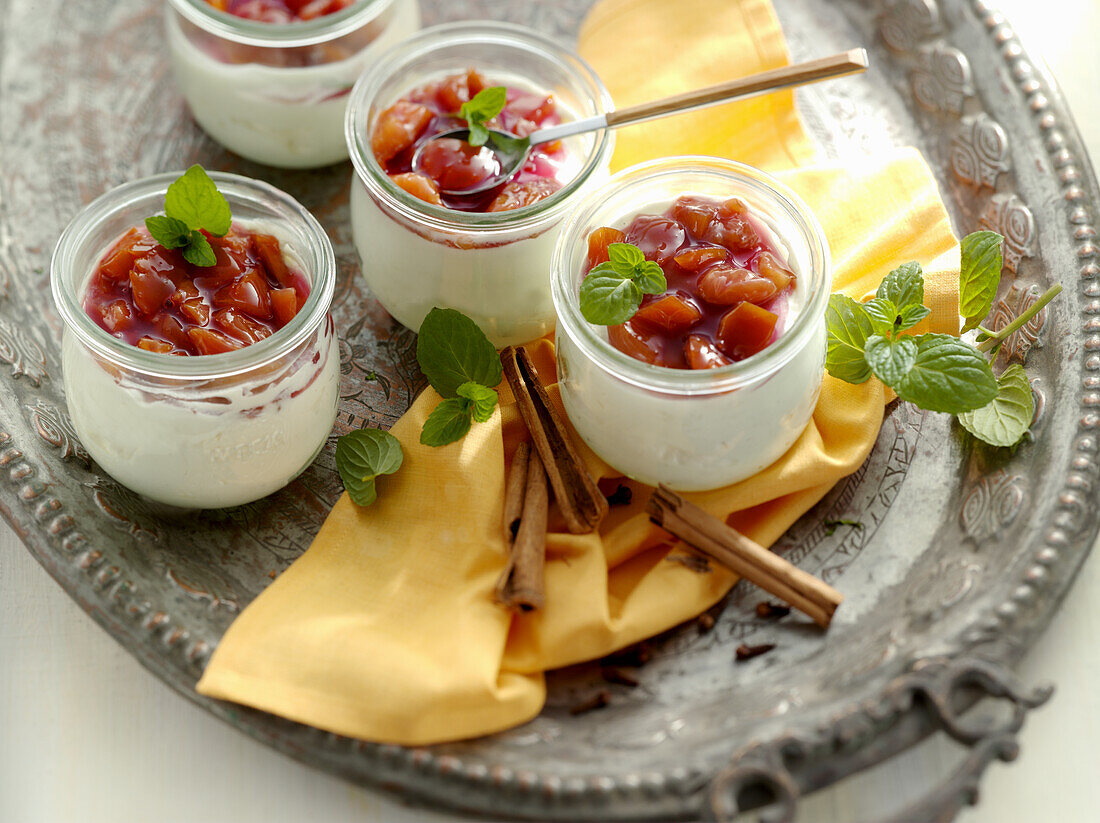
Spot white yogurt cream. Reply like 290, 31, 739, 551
52, 174, 340, 509
551, 158, 832, 491
63, 317, 339, 509
166, 0, 420, 168
345, 23, 615, 347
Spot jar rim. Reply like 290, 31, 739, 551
166, 0, 395, 47
551, 157, 832, 395
344, 20, 615, 234
50, 171, 336, 381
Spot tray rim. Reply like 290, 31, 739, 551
3, 0, 1099, 819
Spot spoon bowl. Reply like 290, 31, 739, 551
411, 48, 869, 198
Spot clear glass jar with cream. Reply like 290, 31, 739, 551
345, 21, 615, 347
51, 172, 340, 509
552, 157, 831, 491
165, 0, 421, 168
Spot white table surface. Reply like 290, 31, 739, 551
3, 2, 1099, 821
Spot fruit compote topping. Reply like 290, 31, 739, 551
206, 0, 355, 22
84, 225, 310, 356
371, 69, 572, 212
586, 196, 798, 369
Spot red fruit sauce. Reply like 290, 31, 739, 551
83, 225, 310, 356
584, 195, 797, 370
371, 69, 571, 212
207, 0, 354, 23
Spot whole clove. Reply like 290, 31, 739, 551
605, 484, 633, 507
569, 689, 612, 715
735, 642, 776, 662
755, 602, 791, 620
601, 667, 639, 688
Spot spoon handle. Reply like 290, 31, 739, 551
529, 48, 868, 145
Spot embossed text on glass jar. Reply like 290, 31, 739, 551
166, 0, 421, 168
551, 157, 831, 491
51, 172, 340, 509
345, 22, 615, 347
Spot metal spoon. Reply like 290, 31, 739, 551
411, 48, 869, 197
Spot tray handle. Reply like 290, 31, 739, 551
706, 656, 1053, 823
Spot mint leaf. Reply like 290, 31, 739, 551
825, 294, 875, 384
957, 363, 1034, 447
865, 334, 918, 386
896, 303, 931, 332
579, 270, 643, 325
608, 242, 646, 271
877, 261, 924, 310
420, 398, 473, 446
181, 231, 215, 267
894, 333, 998, 413
416, 308, 502, 398
459, 87, 507, 147
960, 231, 1003, 333
457, 381, 498, 423
862, 297, 898, 335
633, 261, 667, 295
145, 215, 191, 249
335, 428, 404, 507
165, 165, 232, 237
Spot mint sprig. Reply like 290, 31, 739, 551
825, 231, 1057, 447
459, 86, 507, 147
579, 242, 668, 326
145, 165, 231, 268
335, 428, 404, 507
416, 308, 501, 447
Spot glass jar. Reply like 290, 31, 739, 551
552, 157, 831, 491
345, 21, 615, 347
51, 172, 340, 509
165, 0, 421, 169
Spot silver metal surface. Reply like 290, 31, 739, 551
0, 0, 1097, 820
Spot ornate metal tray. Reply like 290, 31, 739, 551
2, 0, 1097, 819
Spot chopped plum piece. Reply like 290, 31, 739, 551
391, 172, 443, 205
673, 246, 726, 272
136, 336, 175, 354
188, 327, 244, 355
487, 178, 561, 212
270, 288, 299, 327
625, 215, 686, 264
633, 293, 703, 335
214, 269, 272, 318
252, 234, 291, 288
697, 262, 777, 306
705, 213, 760, 252
670, 197, 720, 238
608, 322, 664, 366
83, 223, 310, 356
99, 228, 142, 280
587, 226, 626, 267
101, 300, 133, 332
214, 308, 273, 344
436, 68, 487, 112
717, 302, 778, 359
129, 267, 176, 317
371, 101, 433, 166
684, 334, 733, 370
754, 251, 795, 290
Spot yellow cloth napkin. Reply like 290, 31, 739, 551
197, 0, 961, 745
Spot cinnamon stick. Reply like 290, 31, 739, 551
646, 485, 843, 628
501, 345, 608, 534
495, 446, 548, 611
502, 441, 530, 544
